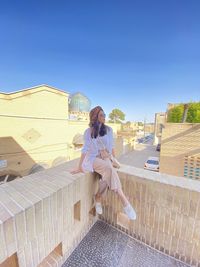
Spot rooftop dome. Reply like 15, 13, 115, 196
69, 92, 91, 112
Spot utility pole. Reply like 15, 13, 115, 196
144, 117, 146, 137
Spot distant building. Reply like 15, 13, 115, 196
69, 92, 91, 121
153, 112, 166, 144
144, 123, 154, 134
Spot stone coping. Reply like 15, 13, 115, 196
0, 160, 80, 224
119, 164, 200, 192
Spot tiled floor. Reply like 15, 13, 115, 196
62, 220, 190, 267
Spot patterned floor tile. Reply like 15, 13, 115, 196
62, 220, 190, 267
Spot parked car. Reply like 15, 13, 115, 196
144, 156, 159, 172
156, 144, 161, 151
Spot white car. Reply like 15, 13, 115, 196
144, 156, 159, 172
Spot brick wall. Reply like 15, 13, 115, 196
100, 165, 200, 266
160, 123, 200, 177
1, 160, 199, 266
0, 160, 99, 267
184, 156, 200, 180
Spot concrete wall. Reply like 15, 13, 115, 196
160, 123, 200, 177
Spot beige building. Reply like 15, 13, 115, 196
153, 112, 166, 144
156, 103, 200, 179
129, 122, 143, 131
0, 84, 122, 181
123, 122, 144, 135
0, 85, 123, 182
160, 123, 200, 178
144, 123, 154, 134
0, 84, 70, 179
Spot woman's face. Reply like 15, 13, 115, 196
98, 110, 106, 124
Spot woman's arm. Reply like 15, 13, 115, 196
71, 152, 86, 174
71, 128, 90, 174
79, 153, 86, 168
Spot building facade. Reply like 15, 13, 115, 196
153, 112, 166, 145
0, 84, 123, 181
159, 123, 200, 178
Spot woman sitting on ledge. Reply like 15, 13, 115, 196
71, 106, 136, 220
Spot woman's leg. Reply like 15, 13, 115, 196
115, 188, 129, 206
93, 157, 136, 220
97, 178, 113, 202
93, 158, 130, 207
93, 158, 112, 202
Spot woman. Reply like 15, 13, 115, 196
71, 106, 136, 220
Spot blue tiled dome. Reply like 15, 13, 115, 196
69, 92, 91, 112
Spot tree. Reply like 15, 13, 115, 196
186, 102, 200, 123
167, 102, 200, 123
109, 108, 125, 123
167, 105, 184, 122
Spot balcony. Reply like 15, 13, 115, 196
63, 220, 188, 267
0, 160, 199, 267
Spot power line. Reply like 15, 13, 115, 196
0, 114, 68, 121
0, 142, 74, 156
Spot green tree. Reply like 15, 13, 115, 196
109, 108, 125, 123
167, 105, 184, 122
167, 102, 200, 123
186, 102, 200, 123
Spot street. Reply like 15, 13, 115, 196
119, 135, 160, 169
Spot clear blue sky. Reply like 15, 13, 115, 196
0, 0, 200, 122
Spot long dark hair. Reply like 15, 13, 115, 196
89, 106, 108, 138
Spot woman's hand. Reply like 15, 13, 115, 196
100, 149, 110, 159
112, 148, 116, 157
70, 166, 83, 174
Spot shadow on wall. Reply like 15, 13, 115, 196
160, 123, 200, 176
0, 136, 69, 181
0, 136, 37, 178
161, 123, 200, 146
161, 123, 200, 159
